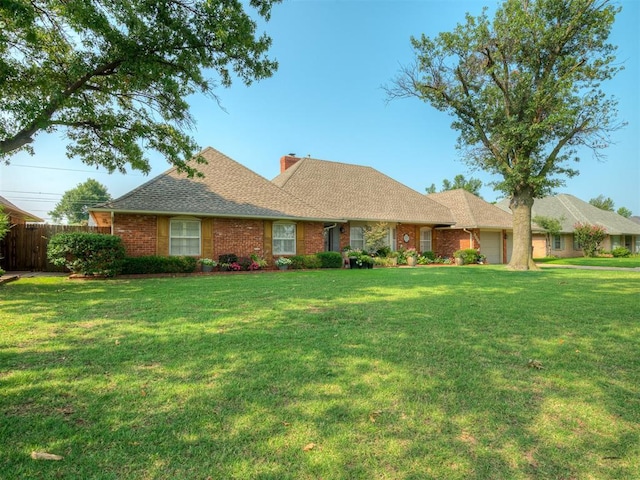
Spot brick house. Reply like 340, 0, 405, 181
271, 155, 455, 254
0, 195, 44, 224
425, 189, 514, 264
90, 147, 340, 263
497, 194, 640, 257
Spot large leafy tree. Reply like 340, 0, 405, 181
49, 179, 111, 224
589, 194, 615, 211
386, 0, 622, 270
0, 0, 280, 176
426, 174, 483, 197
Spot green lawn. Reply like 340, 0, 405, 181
1, 267, 639, 479
535, 256, 640, 268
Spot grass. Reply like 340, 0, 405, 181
535, 255, 640, 268
1, 266, 639, 479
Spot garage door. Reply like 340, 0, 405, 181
481, 231, 502, 264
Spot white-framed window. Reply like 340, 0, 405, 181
170, 218, 201, 256
552, 234, 564, 251
635, 237, 640, 253
420, 227, 432, 253
386, 226, 397, 251
350, 226, 365, 250
273, 222, 296, 255
611, 235, 621, 249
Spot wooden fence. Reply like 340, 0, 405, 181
0, 224, 111, 272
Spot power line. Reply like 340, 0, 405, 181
1, 163, 146, 176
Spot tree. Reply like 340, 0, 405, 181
386, 0, 622, 270
0, 0, 280, 176
617, 206, 632, 218
49, 179, 111, 224
532, 215, 562, 257
589, 195, 615, 211
426, 174, 483, 196
573, 222, 607, 257
0, 206, 8, 241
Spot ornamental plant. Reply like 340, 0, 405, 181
573, 223, 607, 257
198, 258, 217, 266
275, 257, 292, 267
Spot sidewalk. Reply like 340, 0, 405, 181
0, 271, 68, 285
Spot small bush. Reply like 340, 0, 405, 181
47, 232, 125, 276
219, 253, 238, 264
611, 247, 631, 258
454, 249, 480, 265
289, 254, 322, 269
316, 251, 343, 268
421, 250, 436, 261
120, 256, 197, 274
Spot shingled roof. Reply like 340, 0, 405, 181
426, 189, 512, 229
497, 194, 640, 235
91, 147, 337, 221
0, 195, 44, 222
272, 157, 454, 225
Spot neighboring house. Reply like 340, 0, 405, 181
90, 147, 342, 261
0, 195, 44, 224
271, 154, 454, 253
425, 189, 514, 264
497, 194, 640, 257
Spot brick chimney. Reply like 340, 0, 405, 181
280, 154, 300, 173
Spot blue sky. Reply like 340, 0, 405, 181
2, 0, 638, 222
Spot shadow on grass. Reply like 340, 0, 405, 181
1, 268, 638, 479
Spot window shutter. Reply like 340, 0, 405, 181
202, 218, 214, 258
157, 216, 169, 255
263, 220, 272, 258
296, 222, 305, 254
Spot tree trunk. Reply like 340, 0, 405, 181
508, 189, 538, 270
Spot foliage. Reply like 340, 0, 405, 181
121, 255, 197, 275
218, 253, 238, 265
316, 251, 343, 268
573, 223, 607, 257
421, 250, 436, 261
0, 0, 280, 175
426, 174, 483, 197
2, 268, 639, 479
533, 215, 563, 256
47, 232, 125, 276
250, 254, 268, 269
275, 256, 293, 267
0, 205, 9, 242
611, 247, 631, 258
617, 206, 632, 218
198, 258, 217, 267
387, 0, 622, 270
363, 222, 390, 253
589, 195, 615, 211
453, 248, 480, 264
404, 247, 418, 258
49, 179, 111, 224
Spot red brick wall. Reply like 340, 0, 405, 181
303, 222, 325, 254
435, 229, 479, 258
113, 214, 328, 260
213, 218, 264, 259
114, 214, 157, 257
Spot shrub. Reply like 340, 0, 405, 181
421, 250, 436, 261
454, 248, 480, 264
288, 255, 305, 269
573, 223, 607, 257
47, 232, 125, 276
219, 253, 238, 264
288, 254, 322, 269
120, 256, 197, 274
611, 247, 631, 258
316, 251, 343, 268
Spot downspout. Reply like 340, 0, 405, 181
463, 228, 473, 249
110, 211, 114, 235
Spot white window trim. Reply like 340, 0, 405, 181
420, 227, 432, 253
169, 217, 201, 256
273, 222, 297, 255
349, 225, 365, 251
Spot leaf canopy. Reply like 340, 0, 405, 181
0, 0, 280, 175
